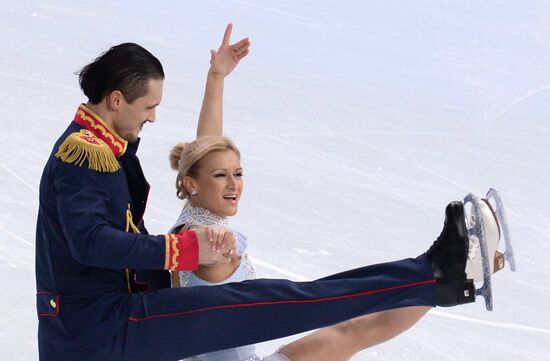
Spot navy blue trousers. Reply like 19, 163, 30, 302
105, 254, 435, 361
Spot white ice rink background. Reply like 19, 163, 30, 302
1, 1, 549, 360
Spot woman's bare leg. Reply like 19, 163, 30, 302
278, 306, 430, 361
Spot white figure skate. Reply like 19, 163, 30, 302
463, 188, 516, 310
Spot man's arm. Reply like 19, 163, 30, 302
196, 23, 250, 137
54, 162, 234, 271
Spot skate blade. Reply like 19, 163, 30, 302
464, 193, 494, 311
465, 199, 502, 282
485, 188, 516, 272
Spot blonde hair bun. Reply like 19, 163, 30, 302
169, 142, 188, 171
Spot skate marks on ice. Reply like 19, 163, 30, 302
0, 316, 35, 347
0, 226, 34, 269
0, 70, 72, 90
236, 130, 430, 210
485, 84, 550, 135
245, 127, 550, 258
282, 130, 550, 245
0, 153, 38, 268
251, 256, 308, 282
0, 157, 38, 268
430, 310, 550, 336
404, 332, 462, 361
0, 161, 39, 194
0, 247, 18, 268
0, 225, 35, 249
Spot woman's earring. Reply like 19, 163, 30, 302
190, 190, 198, 196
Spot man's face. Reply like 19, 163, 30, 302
114, 78, 163, 142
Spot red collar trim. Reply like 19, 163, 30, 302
73, 104, 128, 157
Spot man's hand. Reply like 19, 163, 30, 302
190, 226, 238, 265
209, 23, 250, 77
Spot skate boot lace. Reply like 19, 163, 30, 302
427, 201, 468, 278
427, 220, 449, 266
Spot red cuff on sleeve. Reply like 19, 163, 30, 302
164, 231, 198, 271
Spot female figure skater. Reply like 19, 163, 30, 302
168, 24, 504, 361
169, 136, 433, 361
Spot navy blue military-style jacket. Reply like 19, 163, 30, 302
35, 104, 197, 357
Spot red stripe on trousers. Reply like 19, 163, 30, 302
128, 278, 436, 322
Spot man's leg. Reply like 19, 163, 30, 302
111, 254, 435, 361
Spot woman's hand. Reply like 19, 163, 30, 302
206, 226, 236, 254
209, 23, 250, 77
191, 226, 238, 265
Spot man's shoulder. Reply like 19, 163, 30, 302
53, 123, 122, 175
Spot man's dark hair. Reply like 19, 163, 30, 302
78, 43, 164, 104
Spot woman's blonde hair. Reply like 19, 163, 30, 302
169, 136, 241, 199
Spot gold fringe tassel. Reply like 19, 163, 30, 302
55, 130, 120, 173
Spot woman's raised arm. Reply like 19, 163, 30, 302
196, 23, 250, 138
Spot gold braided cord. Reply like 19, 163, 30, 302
125, 207, 141, 233
164, 235, 171, 270
124, 204, 140, 294
55, 130, 120, 173
171, 235, 180, 271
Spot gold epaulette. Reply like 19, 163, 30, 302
55, 129, 120, 173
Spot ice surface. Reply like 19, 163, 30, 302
1, 0, 549, 360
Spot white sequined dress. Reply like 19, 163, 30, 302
170, 206, 278, 361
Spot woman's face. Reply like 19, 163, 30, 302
187, 149, 243, 218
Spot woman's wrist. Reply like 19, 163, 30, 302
207, 68, 226, 80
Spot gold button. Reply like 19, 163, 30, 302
49, 299, 57, 309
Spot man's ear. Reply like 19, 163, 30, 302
106, 90, 124, 111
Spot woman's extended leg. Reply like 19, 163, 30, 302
279, 306, 430, 361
